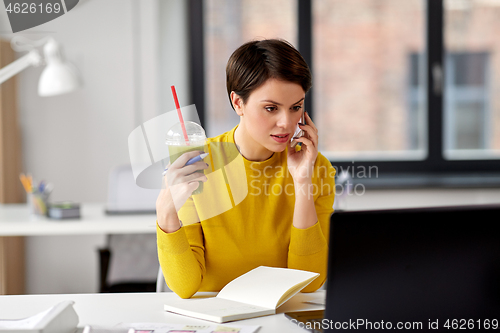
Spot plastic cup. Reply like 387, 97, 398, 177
165, 121, 207, 195
28, 191, 49, 218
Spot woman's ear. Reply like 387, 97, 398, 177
230, 91, 244, 116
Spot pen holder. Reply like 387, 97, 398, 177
28, 191, 50, 217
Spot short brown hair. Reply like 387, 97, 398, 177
226, 39, 312, 110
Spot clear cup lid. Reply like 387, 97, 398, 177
165, 121, 206, 145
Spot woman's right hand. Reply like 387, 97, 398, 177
156, 150, 209, 233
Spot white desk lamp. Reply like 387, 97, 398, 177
0, 37, 80, 96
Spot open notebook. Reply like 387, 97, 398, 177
164, 266, 319, 323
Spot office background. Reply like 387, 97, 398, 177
1, 0, 500, 295
0, 0, 187, 294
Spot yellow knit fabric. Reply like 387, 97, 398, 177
157, 126, 336, 298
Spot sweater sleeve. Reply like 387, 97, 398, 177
287, 155, 335, 292
156, 222, 205, 298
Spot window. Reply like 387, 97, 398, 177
444, 0, 500, 160
190, 0, 500, 185
203, 0, 297, 138
313, 0, 426, 161
445, 52, 490, 153
409, 53, 426, 151
411, 52, 491, 152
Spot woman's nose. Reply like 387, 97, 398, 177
277, 111, 293, 128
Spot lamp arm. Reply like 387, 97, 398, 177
0, 50, 42, 85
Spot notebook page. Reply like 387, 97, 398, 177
217, 266, 319, 309
164, 297, 273, 323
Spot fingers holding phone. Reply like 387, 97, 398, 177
290, 111, 318, 149
287, 111, 319, 183
300, 111, 318, 148
290, 111, 306, 148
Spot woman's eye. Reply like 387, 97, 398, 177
292, 105, 303, 111
265, 106, 277, 112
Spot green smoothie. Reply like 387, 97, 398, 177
168, 144, 206, 195
165, 121, 207, 195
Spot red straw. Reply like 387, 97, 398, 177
171, 85, 190, 145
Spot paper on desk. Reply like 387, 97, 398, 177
115, 322, 260, 333
0, 307, 53, 329
0, 300, 78, 332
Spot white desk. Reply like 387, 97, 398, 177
0, 291, 325, 333
4, 188, 500, 236
0, 203, 157, 236
5, 189, 498, 294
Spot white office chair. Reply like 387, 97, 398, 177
333, 170, 352, 212
156, 267, 172, 292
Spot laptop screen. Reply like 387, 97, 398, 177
324, 205, 500, 332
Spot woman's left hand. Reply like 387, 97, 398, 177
287, 111, 318, 184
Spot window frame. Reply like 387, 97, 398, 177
189, 0, 500, 188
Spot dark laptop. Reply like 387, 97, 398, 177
288, 205, 500, 332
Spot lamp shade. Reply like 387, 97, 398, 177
38, 61, 79, 96
37, 39, 80, 96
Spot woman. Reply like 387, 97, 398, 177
156, 39, 336, 299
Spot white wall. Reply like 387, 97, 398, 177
159, 0, 190, 112
0, 0, 189, 294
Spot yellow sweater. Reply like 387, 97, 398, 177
157, 126, 336, 298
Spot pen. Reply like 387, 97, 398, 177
39, 181, 45, 193
19, 173, 32, 193
43, 182, 54, 194
162, 152, 209, 176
